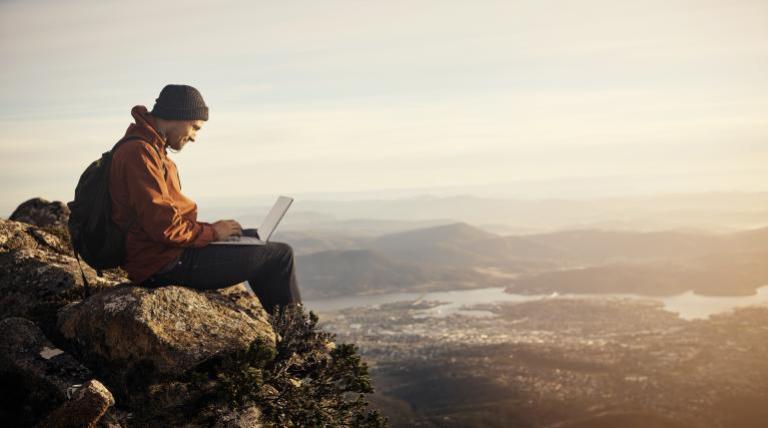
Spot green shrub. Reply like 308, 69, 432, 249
196, 306, 387, 427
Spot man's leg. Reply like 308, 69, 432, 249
243, 242, 302, 314
144, 242, 302, 314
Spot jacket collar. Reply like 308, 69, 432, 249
126, 105, 168, 152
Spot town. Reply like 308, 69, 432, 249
320, 297, 768, 428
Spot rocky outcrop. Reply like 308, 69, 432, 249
0, 317, 92, 396
58, 284, 276, 387
36, 380, 114, 428
2, 198, 380, 427
0, 219, 126, 332
10, 197, 70, 228
0, 216, 274, 425
0, 317, 110, 427
0, 216, 276, 425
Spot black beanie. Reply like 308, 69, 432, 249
151, 84, 209, 121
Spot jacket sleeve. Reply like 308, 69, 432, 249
117, 142, 216, 247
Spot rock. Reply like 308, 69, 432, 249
1, 196, 372, 426
0, 317, 93, 395
1, 217, 71, 254
0, 317, 106, 426
36, 380, 114, 428
57, 285, 276, 394
0, 219, 126, 333
10, 197, 70, 228
210, 405, 263, 428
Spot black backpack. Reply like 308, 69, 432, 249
67, 135, 143, 296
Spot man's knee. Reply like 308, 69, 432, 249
269, 241, 294, 258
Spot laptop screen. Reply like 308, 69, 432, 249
259, 195, 293, 241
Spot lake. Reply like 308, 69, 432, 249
305, 285, 768, 320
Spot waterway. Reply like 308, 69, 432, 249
305, 285, 768, 320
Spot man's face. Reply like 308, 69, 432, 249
165, 119, 205, 151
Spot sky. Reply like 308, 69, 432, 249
1, 0, 766, 215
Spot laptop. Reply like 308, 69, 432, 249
210, 195, 293, 245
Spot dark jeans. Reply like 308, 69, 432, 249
143, 239, 302, 315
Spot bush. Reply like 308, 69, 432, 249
195, 306, 387, 427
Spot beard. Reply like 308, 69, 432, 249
167, 134, 187, 152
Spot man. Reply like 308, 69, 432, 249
109, 84, 301, 314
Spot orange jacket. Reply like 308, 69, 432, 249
109, 105, 216, 284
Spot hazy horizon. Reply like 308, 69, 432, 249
4, 189, 768, 235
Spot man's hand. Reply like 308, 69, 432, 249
212, 219, 243, 241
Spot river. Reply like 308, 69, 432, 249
305, 285, 768, 320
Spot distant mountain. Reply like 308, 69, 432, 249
298, 249, 425, 298
522, 229, 722, 264
373, 222, 499, 247
284, 218, 457, 235
505, 227, 768, 296
297, 248, 504, 299
508, 249, 768, 297
508, 263, 697, 296
726, 226, 768, 252
464, 235, 564, 263
271, 230, 367, 255
368, 222, 500, 268
291, 223, 768, 298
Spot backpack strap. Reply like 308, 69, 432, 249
110, 135, 145, 153
72, 247, 92, 299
